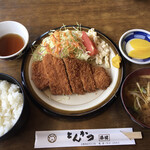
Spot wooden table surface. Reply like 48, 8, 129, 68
0, 0, 150, 149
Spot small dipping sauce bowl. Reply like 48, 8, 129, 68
119, 29, 150, 64
0, 21, 29, 60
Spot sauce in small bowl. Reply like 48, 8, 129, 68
0, 34, 24, 56
0, 21, 29, 60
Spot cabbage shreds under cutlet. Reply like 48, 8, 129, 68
63, 57, 85, 94
31, 61, 49, 90
43, 54, 72, 95
91, 66, 111, 90
77, 60, 96, 92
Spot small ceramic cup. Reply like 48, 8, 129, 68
0, 21, 29, 60
119, 29, 150, 65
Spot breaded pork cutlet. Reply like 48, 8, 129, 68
77, 60, 96, 92
31, 61, 49, 90
92, 66, 111, 90
63, 57, 84, 94
52, 56, 72, 95
43, 54, 72, 95
43, 54, 63, 95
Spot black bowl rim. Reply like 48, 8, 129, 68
0, 73, 25, 139
21, 25, 124, 117
120, 67, 150, 128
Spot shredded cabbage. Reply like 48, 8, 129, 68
32, 25, 111, 68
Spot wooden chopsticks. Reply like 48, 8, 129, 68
122, 132, 142, 140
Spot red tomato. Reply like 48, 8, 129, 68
82, 31, 98, 56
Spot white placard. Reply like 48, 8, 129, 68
34, 128, 135, 148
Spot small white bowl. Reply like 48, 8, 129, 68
119, 29, 150, 64
0, 21, 29, 60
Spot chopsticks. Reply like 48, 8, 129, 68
122, 131, 142, 140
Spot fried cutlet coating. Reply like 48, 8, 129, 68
52, 56, 72, 95
92, 66, 111, 90
63, 58, 85, 94
43, 54, 64, 95
32, 55, 112, 95
77, 60, 96, 92
31, 61, 49, 90
43, 54, 72, 95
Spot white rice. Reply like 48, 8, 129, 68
0, 80, 23, 137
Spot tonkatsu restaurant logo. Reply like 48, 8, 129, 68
47, 133, 57, 143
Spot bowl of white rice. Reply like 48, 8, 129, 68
0, 73, 28, 140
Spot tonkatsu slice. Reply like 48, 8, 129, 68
63, 57, 85, 94
92, 66, 111, 90
31, 61, 49, 90
43, 54, 72, 95
43, 54, 63, 95
52, 55, 72, 95
77, 60, 96, 92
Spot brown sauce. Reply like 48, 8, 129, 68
0, 34, 24, 56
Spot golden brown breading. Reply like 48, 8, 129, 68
31, 61, 49, 90
43, 54, 63, 95
77, 60, 96, 92
32, 54, 112, 95
63, 57, 85, 94
92, 66, 111, 90
43, 54, 72, 95
52, 56, 72, 95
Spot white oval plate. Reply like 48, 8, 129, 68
21, 25, 123, 116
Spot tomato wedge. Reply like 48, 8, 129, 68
82, 31, 98, 56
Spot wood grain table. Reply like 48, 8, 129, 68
0, 0, 150, 150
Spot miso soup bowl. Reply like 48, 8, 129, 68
121, 68, 150, 128
0, 21, 29, 60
